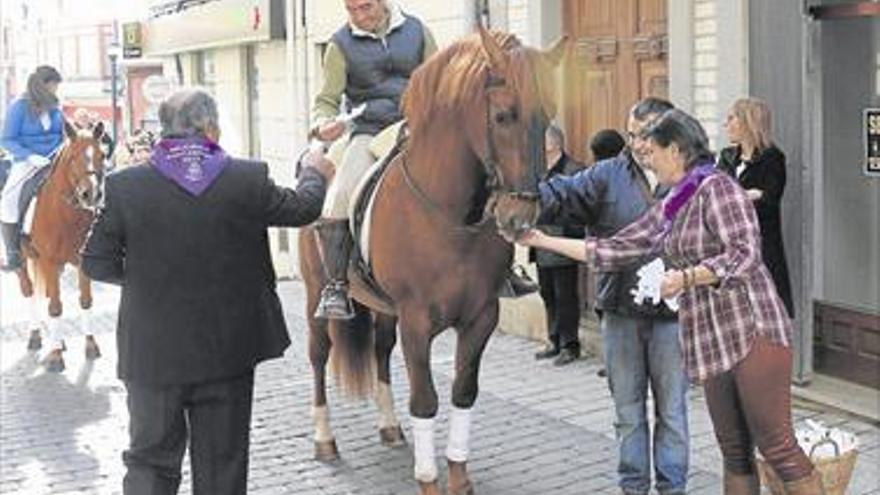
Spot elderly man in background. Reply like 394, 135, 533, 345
81, 88, 333, 495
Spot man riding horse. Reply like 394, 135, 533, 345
313, 0, 537, 320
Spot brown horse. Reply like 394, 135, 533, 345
16, 121, 106, 372
300, 28, 566, 495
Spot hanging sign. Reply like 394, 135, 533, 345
866, 108, 880, 177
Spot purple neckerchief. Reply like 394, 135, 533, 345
151, 137, 228, 196
661, 161, 716, 233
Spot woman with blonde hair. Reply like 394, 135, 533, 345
718, 97, 794, 318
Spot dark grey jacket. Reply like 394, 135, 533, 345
538, 152, 676, 319
333, 14, 425, 136
530, 153, 586, 268
82, 160, 327, 385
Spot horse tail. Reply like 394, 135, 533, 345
328, 304, 376, 399
299, 226, 375, 400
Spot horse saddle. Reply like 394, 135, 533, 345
346, 122, 408, 316
18, 166, 52, 235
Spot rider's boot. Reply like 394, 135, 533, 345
498, 264, 539, 298
314, 219, 356, 320
1, 222, 23, 272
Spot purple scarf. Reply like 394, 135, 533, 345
661, 161, 716, 232
151, 137, 228, 196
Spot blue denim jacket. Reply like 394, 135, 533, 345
538, 152, 676, 318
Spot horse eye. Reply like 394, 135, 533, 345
494, 109, 518, 125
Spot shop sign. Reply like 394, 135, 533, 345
123, 22, 143, 59
866, 108, 880, 177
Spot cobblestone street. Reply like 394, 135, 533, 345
1, 271, 878, 494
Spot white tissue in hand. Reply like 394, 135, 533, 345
632, 258, 679, 311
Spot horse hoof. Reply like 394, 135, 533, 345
448, 460, 475, 495
43, 354, 65, 373
379, 425, 407, 447
314, 439, 340, 462
27, 331, 42, 351
48, 301, 62, 318
85, 344, 101, 360
417, 480, 442, 495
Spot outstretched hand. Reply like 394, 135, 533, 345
509, 228, 544, 247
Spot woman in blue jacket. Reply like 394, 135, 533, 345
0, 65, 64, 271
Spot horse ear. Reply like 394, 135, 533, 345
543, 35, 569, 67
92, 121, 105, 141
478, 25, 509, 75
64, 120, 78, 140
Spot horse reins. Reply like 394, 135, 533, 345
397, 70, 542, 235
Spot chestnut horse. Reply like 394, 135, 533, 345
300, 28, 566, 495
16, 121, 106, 372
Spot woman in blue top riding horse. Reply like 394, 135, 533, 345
1, 65, 64, 272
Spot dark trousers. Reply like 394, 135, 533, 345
537, 265, 581, 351
703, 337, 814, 482
123, 371, 255, 495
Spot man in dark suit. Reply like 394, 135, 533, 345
81, 88, 333, 495
531, 124, 586, 366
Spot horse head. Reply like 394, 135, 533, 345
59, 121, 106, 211
402, 28, 568, 238
476, 27, 568, 238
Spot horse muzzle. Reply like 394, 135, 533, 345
491, 192, 540, 241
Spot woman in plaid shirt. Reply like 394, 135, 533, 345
518, 110, 824, 494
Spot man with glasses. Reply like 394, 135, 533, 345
535, 98, 690, 495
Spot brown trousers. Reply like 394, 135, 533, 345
703, 337, 814, 482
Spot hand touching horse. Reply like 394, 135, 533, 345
17, 121, 106, 372
300, 28, 566, 495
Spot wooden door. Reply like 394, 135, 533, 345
561, 0, 668, 163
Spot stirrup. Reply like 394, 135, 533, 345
498, 265, 539, 298
314, 282, 355, 320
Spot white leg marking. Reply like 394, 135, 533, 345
313, 405, 334, 443
446, 406, 473, 463
411, 415, 438, 482
374, 382, 400, 429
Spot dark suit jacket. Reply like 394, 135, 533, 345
717, 145, 794, 317
82, 159, 327, 385
530, 153, 586, 268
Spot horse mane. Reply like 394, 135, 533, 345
402, 31, 555, 134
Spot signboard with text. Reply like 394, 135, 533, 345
866, 108, 880, 177
123, 22, 143, 59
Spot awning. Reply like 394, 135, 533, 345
140, 0, 286, 57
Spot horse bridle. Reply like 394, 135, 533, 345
53, 143, 106, 213
480, 72, 544, 202
399, 71, 544, 233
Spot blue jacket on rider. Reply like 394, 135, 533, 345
1, 98, 64, 162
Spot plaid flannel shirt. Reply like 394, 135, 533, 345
588, 171, 791, 383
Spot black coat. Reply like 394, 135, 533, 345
717, 145, 794, 317
82, 159, 328, 385
530, 153, 586, 268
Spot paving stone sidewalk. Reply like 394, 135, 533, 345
1, 273, 878, 494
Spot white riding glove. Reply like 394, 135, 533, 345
27, 154, 50, 167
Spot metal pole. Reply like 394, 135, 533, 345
110, 53, 118, 146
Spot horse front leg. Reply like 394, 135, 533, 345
446, 303, 499, 495
399, 308, 441, 495
41, 261, 65, 372
308, 317, 338, 462
78, 268, 100, 360
374, 314, 405, 447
